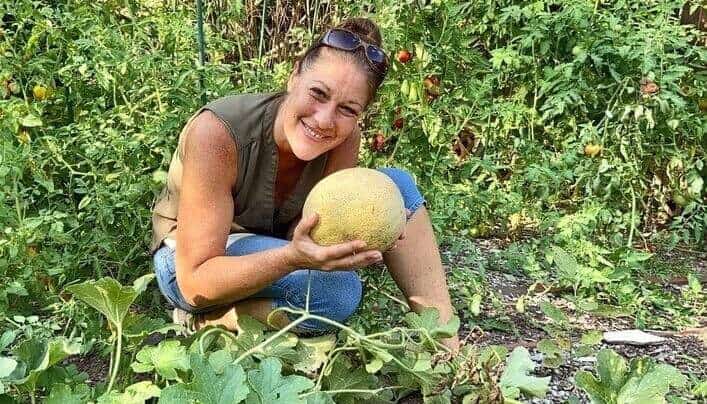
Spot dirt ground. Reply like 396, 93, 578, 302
440, 237, 706, 403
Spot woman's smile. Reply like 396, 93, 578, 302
300, 119, 334, 143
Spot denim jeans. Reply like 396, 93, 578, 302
153, 167, 426, 333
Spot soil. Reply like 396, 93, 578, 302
64, 352, 109, 387
437, 237, 707, 403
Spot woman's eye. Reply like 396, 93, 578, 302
341, 107, 357, 116
310, 88, 325, 98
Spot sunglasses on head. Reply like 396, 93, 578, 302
317, 28, 388, 75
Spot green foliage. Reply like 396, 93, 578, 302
499, 347, 550, 401
131, 341, 189, 381
575, 349, 687, 404
403, 307, 460, 341
65, 274, 155, 330
97, 381, 161, 404
160, 354, 249, 404
45, 384, 90, 404
245, 357, 314, 403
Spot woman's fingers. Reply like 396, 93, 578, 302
316, 239, 367, 261
324, 249, 382, 270
293, 213, 318, 239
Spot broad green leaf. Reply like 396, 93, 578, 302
230, 316, 299, 364
323, 355, 377, 404
66, 275, 154, 328
20, 114, 42, 127
97, 381, 161, 404
575, 370, 611, 404
132, 340, 189, 380
306, 392, 336, 404
551, 245, 578, 281
537, 339, 563, 368
617, 364, 686, 404
11, 338, 81, 389
539, 301, 569, 324
596, 349, 628, 393
403, 307, 460, 339
160, 353, 248, 404
0, 358, 17, 379
208, 350, 233, 374
293, 334, 336, 374
123, 313, 178, 340
479, 345, 508, 368
581, 330, 604, 346
45, 383, 90, 404
576, 349, 685, 404
0, 331, 16, 351
687, 172, 703, 196
499, 347, 550, 399
245, 357, 313, 404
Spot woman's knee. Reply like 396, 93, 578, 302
321, 271, 362, 323
376, 167, 426, 215
289, 270, 362, 331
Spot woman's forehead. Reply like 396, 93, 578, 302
301, 53, 370, 104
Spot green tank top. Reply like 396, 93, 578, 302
149, 91, 329, 254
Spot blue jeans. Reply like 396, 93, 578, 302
153, 167, 426, 334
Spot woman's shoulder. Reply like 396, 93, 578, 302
204, 91, 285, 118
201, 91, 285, 142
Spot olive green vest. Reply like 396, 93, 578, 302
149, 91, 329, 254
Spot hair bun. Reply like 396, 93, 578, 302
334, 18, 383, 48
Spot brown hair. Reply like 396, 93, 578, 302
296, 18, 388, 105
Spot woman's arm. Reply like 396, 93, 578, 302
175, 111, 297, 307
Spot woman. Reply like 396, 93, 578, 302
150, 18, 459, 349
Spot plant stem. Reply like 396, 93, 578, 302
628, 186, 636, 248
106, 324, 122, 394
301, 386, 402, 397
234, 316, 307, 364
199, 327, 239, 355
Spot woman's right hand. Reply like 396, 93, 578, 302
285, 213, 383, 270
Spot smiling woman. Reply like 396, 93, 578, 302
149, 17, 458, 349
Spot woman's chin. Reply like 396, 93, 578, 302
290, 137, 328, 161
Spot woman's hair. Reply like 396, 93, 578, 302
296, 18, 388, 104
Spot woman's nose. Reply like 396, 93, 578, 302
313, 104, 336, 130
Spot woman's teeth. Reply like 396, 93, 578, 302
303, 121, 328, 140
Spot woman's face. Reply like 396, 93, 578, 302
279, 48, 371, 161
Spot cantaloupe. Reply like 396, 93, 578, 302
302, 167, 406, 251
